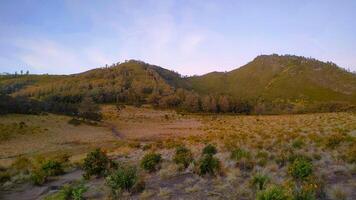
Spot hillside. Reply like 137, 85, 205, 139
1, 55, 356, 114
185, 54, 356, 104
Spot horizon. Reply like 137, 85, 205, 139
1, 0, 356, 75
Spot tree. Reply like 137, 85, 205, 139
202, 96, 217, 113
78, 97, 102, 121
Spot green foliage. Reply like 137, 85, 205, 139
197, 154, 220, 176
140, 152, 162, 172
0, 171, 11, 183
106, 165, 142, 197
288, 158, 313, 181
82, 148, 110, 179
292, 139, 304, 149
44, 183, 87, 200
173, 146, 193, 169
41, 160, 64, 176
30, 169, 47, 185
202, 144, 217, 155
257, 185, 291, 200
230, 148, 250, 161
251, 173, 270, 190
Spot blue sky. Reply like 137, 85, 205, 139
0, 0, 356, 75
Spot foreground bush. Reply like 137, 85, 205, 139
173, 146, 193, 170
288, 158, 313, 181
202, 144, 217, 155
106, 165, 144, 197
83, 149, 110, 179
30, 169, 47, 185
44, 182, 87, 200
140, 152, 162, 172
41, 160, 64, 176
257, 185, 290, 200
197, 154, 220, 176
251, 173, 270, 190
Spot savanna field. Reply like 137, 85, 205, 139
0, 105, 355, 200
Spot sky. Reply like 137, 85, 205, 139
0, 0, 356, 75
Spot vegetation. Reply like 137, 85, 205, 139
197, 154, 220, 176
106, 165, 143, 197
173, 146, 193, 170
251, 173, 270, 190
140, 152, 162, 172
256, 185, 290, 200
202, 144, 217, 155
288, 158, 313, 181
82, 149, 110, 179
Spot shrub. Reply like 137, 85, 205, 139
44, 183, 87, 200
231, 148, 250, 161
71, 183, 88, 200
173, 146, 193, 170
106, 165, 143, 197
251, 173, 270, 190
292, 139, 305, 149
41, 160, 64, 176
202, 144, 217, 155
30, 169, 47, 185
82, 149, 110, 179
289, 158, 313, 181
140, 152, 162, 172
197, 154, 220, 176
257, 185, 290, 200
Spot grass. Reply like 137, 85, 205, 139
0, 105, 355, 199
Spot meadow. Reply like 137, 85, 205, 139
0, 105, 355, 200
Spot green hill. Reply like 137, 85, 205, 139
1, 55, 356, 114
185, 54, 356, 104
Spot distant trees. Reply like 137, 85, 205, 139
77, 97, 102, 121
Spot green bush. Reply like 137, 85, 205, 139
41, 160, 64, 176
30, 169, 47, 185
231, 148, 250, 161
288, 158, 313, 181
44, 183, 87, 200
83, 149, 110, 179
257, 185, 290, 200
173, 146, 193, 170
71, 183, 88, 200
197, 154, 220, 176
202, 144, 217, 155
140, 152, 162, 172
106, 165, 142, 196
251, 173, 270, 190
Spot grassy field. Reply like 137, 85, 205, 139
0, 105, 355, 199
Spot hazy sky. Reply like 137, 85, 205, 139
1, 0, 356, 75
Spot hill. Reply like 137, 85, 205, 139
1, 55, 356, 114
185, 54, 356, 104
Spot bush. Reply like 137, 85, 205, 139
71, 183, 88, 200
231, 148, 250, 161
41, 160, 64, 176
44, 183, 87, 200
140, 152, 162, 172
292, 139, 305, 149
202, 144, 217, 155
173, 146, 193, 170
289, 158, 313, 181
257, 185, 290, 200
83, 149, 110, 179
251, 173, 270, 190
197, 154, 220, 176
30, 169, 47, 185
106, 165, 142, 197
